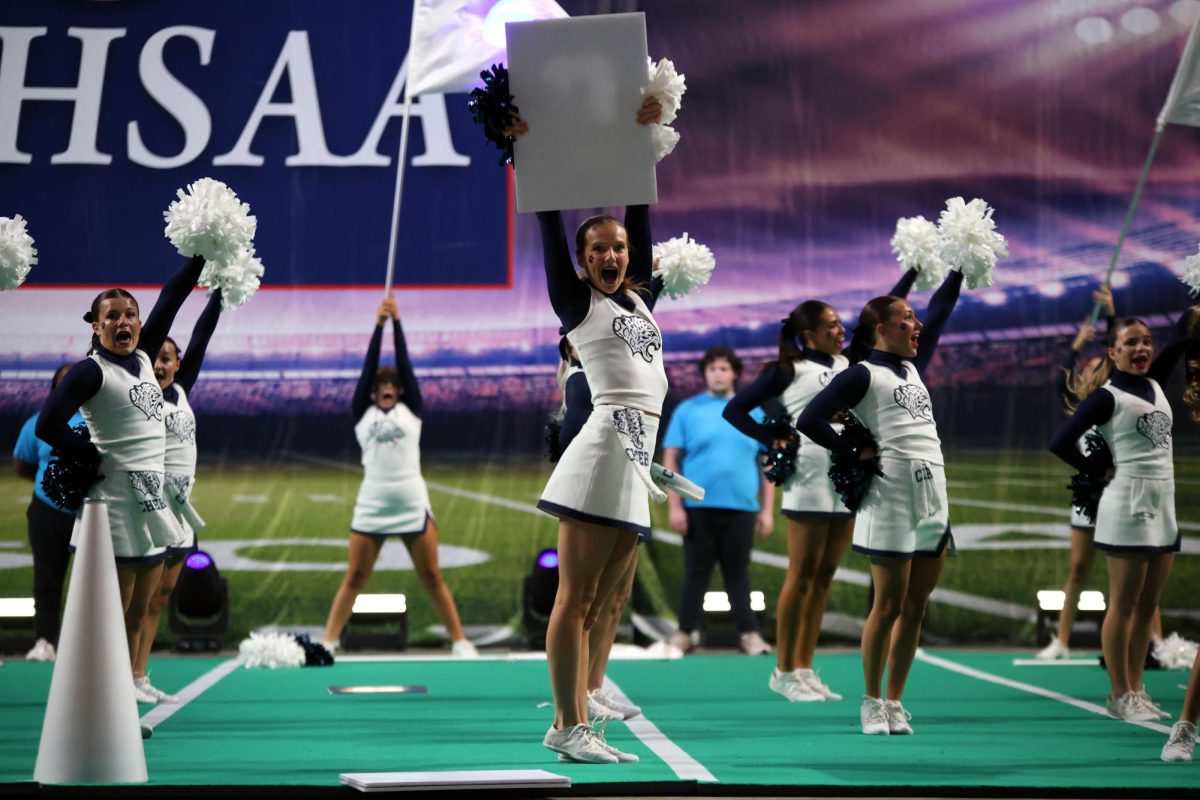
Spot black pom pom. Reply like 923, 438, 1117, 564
467, 64, 519, 166
543, 415, 563, 463
827, 417, 883, 512
758, 416, 800, 486
41, 423, 102, 511
293, 633, 334, 667
1068, 429, 1112, 524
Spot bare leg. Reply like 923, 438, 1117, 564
322, 533, 384, 644
1181, 649, 1200, 724
797, 516, 854, 669
1128, 553, 1174, 693
776, 517, 821, 673
402, 520, 466, 642
1103, 553, 1149, 698
1151, 607, 1164, 641
886, 550, 946, 700
588, 548, 638, 691
862, 558, 909, 698
118, 562, 164, 671
1055, 527, 1095, 645
133, 556, 184, 678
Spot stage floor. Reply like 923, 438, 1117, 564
0, 649, 1194, 796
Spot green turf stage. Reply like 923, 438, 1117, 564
0, 650, 1195, 793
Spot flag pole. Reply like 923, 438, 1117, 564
383, 89, 414, 298
1089, 122, 1165, 324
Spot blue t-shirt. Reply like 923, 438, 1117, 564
662, 392, 764, 511
13, 411, 84, 513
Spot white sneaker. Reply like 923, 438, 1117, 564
1162, 721, 1196, 762
768, 668, 824, 702
1134, 691, 1172, 720
321, 640, 338, 654
586, 691, 624, 722
587, 723, 640, 763
591, 687, 641, 720
795, 668, 842, 701
1036, 634, 1069, 660
1106, 692, 1159, 722
450, 639, 479, 658
134, 675, 178, 704
668, 630, 695, 655
884, 699, 913, 735
861, 696, 890, 735
543, 724, 618, 764
25, 638, 56, 662
739, 631, 772, 656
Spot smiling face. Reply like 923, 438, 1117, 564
154, 340, 180, 390
805, 307, 846, 356
576, 220, 629, 295
875, 299, 922, 358
93, 296, 141, 356
1109, 322, 1153, 376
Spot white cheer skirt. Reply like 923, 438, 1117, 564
782, 436, 851, 519
538, 405, 661, 537
164, 471, 204, 552
1093, 474, 1179, 553
852, 456, 950, 559
351, 473, 433, 536
71, 470, 187, 562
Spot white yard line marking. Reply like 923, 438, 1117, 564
916, 650, 1170, 734
1011, 658, 1101, 666
603, 676, 716, 782
139, 657, 242, 729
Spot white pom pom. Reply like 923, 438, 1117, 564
1152, 632, 1198, 670
652, 232, 715, 299
645, 57, 686, 124
935, 197, 1009, 290
890, 216, 947, 291
238, 632, 305, 669
1182, 247, 1200, 297
650, 124, 680, 163
199, 247, 265, 310
0, 215, 38, 290
164, 178, 257, 264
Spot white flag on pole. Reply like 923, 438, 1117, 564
407, 0, 568, 98
1158, 15, 1200, 127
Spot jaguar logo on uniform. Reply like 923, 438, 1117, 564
164, 472, 191, 504
612, 315, 662, 364
129, 382, 164, 421
370, 417, 404, 445
611, 408, 651, 466
128, 470, 167, 512
165, 411, 196, 445
1136, 410, 1172, 449
893, 384, 933, 422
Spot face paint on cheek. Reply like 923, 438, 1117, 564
899, 323, 909, 331
588, 256, 594, 265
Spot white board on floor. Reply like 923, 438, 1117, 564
506, 13, 655, 212
339, 769, 569, 792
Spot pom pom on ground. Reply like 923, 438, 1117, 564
199, 248, 264, 310
239, 632, 305, 669
1067, 429, 1112, 525
1152, 633, 1199, 671
294, 633, 334, 666
891, 216, 947, 291
646, 57, 686, 124
164, 178, 256, 264
827, 417, 883, 512
467, 64, 519, 166
653, 233, 715, 299
1182, 247, 1200, 297
0, 215, 38, 290
41, 423, 102, 512
936, 197, 1008, 290
758, 417, 799, 486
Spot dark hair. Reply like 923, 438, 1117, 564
160, 336, 181, 360
1064, 317, 1149, 413
573, 215, 643, 294
846, 295, 903, 364
558, 336, 573, 363
778, 300, 834, 369
374, 367, 400, 393
84, 288, 138, 354
699, 346, 742, 381
51, 363, 73, 390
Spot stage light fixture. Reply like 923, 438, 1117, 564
0, 596, 36, 653
168, 549, 228, 652
1035, 589, 1106, 647
523, 548, 559, 649
700, 591, 768, 648
343, 593, 408, 652
0, 597, 35, 619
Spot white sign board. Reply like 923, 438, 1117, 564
506, 13, 656, 212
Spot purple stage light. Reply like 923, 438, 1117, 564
185, 552, 213, 570
536, 549, 559, 569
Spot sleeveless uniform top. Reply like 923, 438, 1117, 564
852, 360, 943, 465
781, 355, 849, 439
1098, 380, 1173, 480
356, 403, 423, 483
567, 287, 668, 415
80, 351, 167, 472
163, 384, 198, 476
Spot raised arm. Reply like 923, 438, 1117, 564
558, 371, 593, 452
888, 268, 919, 299
1049, 389, 1115, 472
352, 322, 385, 420
1148, 304, 1195, 385
392, 315, 422, 416
174, 290, 222, 394
537, 210, 591, 331
722, 364, 792, 446
913, 270, 964, 372
624, 204, 655, 309
795, 365, 871, 453
35, 361, 102, 458
140, 255, 206, 359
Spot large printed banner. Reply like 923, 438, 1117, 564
0, 0, 509, 287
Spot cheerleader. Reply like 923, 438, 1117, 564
511, 95, 666, 763
796, 269, 964, 735
1049, 306, 1193, 722
724, 268, 918, 704
129, 289, 222, 703
321, 296, 475, 657
36, 256, 204, 691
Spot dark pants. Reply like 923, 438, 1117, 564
27, 497, 75, 645
678, 508, 758, 634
